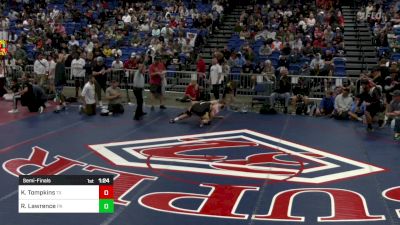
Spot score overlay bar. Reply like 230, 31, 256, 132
18, 175, 114, 213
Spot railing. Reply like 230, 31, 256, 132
15, 66, 359, 100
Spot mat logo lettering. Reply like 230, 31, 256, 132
1, 144, 395, 222
88, 129, 385, 184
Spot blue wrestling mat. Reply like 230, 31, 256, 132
0, 105, 399, 225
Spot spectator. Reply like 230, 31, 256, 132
53, 54, 67, 113
149, 55, 166, 110
386, 90, 400, 140
111, 55, 124, 81
358, 79, 385, 131
384, 70, 400, 103
292, 77, 310, 115
210, 58, 223, 100
315, 90, 335, 116
176, 79, 200, 102
270, 67, 291, 114
80, 75, 96, 116
71, 52, 86, 98
197, 54, 206, 85
259, 43, 272, 56
47, 54, 56, 94
349, 95, 366, 122
0, 61, 5, 97
33, 53, 49, 88
357, 7, 366, 23
333, 87, 353, 120
105, 80, 124, 115
124, 53, 138, 70
262, 60, 275, 83
310, 53, 325, 76
68, 35, 79, 49
181, 38, 193, 59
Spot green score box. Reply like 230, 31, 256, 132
99, 199, 114, 213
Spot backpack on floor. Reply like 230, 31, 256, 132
259, 104, 277, 115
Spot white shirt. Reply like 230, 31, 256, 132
210, 64, 223, 85
357, 11, 366, 21
48, 60, 56, 79
111, 60, 124, 70
34, 59, 49, 75
68, 40, 79, 48
366, 5, 373, 17
306, 18, 316, 27
71, 58, 86, 77
334, 94, 353, 111
310, 58, 325, 70
152, 28, 160, 37
81, 82, 96, 104
140, 24, 150, 32
85, 41, 94, 53
122, 14, 132, 23
161, 27, 173, 37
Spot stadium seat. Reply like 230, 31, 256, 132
167, 65, 177, 78
333, 58, 346, 67
334, 66, 346, 77
251, 82, 273, 107
230, 67, 242, 81
378, 47, 390, 57
105, 58, 113, 68
288, 64, 301, 75
391, 53, 400, 61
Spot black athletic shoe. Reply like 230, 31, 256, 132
169, 119, 175, 123
160, 105, 167, 109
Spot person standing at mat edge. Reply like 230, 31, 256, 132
92, 57, 109, 107
80, 76, 96, 116
53, 54, 67, 113
386, 90, 400, 141
133, 60, 147, 120
149, 55, 167, 110
210, 58, 223, 100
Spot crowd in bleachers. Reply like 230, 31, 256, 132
0, 0, 399, 140
207, 0, 348, 84
1, 0, 226, 70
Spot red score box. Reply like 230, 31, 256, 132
99, 185, 114, 199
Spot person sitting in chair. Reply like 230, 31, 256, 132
270, 67, 291, 113
176, 79, 200, 102
315, 90, 335, 116
105, 80, 124, 115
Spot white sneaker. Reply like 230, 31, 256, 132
8, 109, 19, 114
39, 106, 44, 114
